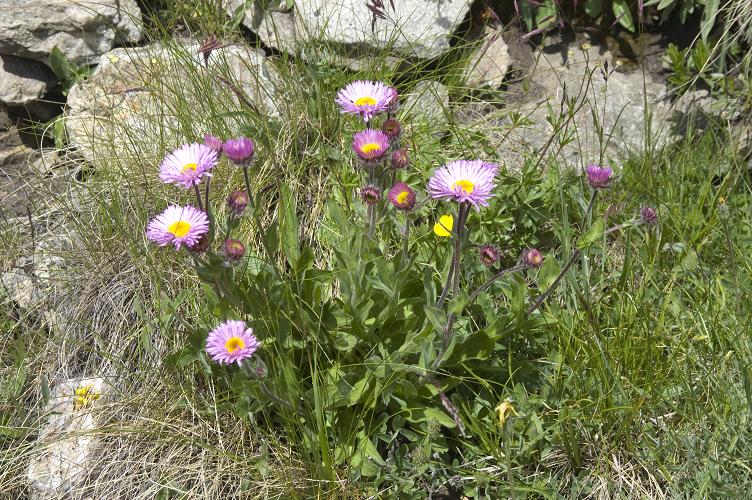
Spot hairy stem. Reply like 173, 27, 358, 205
193, 185, 204, 212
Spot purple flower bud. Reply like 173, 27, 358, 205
388, 182, 416, 211
523, 248, 543, 268
381, 118, 401, 140
391, 148, 409, 169
641, 206, 657, 224
223, 239, 246, 263
223, 137, 255, 166
586, 164, 613, 189
478, 244, 500, 266
227, 189, 250, 216
360, 185, 382, 205
203, 133, 224, 153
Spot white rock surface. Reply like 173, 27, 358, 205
296, 0, 471, 59
65, 41, 280, 163
404, 80, 450, 125
464, 27, 511, 89
225, 0, 298, 54
0, 54, 56, 105
27, 377, 111, 498
0, 0, 143, 66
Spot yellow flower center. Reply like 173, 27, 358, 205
360, 142, 382, 154
433, 214, 454, 237
452, 179, 475, 194
225, 336, 246, 354
354, 96, 377, 106
167, 220, 191, 238
396, 191, 410, 205
181, 162, 197, 173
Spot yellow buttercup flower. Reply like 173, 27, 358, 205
73, 384, 101, 410
495, 399, 517, 428
433, 214, 454, 237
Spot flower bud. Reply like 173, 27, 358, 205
478, 244, 500, 267
223, 137, 255, 166
227, 189, 250, 216
586, 164, 613, 189
640, 206, 657, 224
523, 248, 543, 268
203, 133, 224, 153
381, 118, 401, 140
223, 239, 246, 263
391, 148, 409, 169
187, 233, 210, 253
387, 182, 416, 211
360, 185, 381, 205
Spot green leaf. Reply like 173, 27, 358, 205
656, 0, 675, 9
612, 0, 634, 31
48, 47, 71, 82
537, 254, 561, 290
424, 306, 447, 336
584, 0, 603, 18
279, 184, 299, 265
576, 218, 605, 250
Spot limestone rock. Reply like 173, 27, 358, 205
0, 54, 56, 105
464, 27, 511, 89
295, 0, 471, 59
0, 0, 143, 66
225, 0, 298, 54
28, 377, 111, 498
404, 80, 450, 125
65, 41, 280, 163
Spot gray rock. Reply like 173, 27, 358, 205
0, 0, 143, 66
464, 27, 511, 89
458, 35, 677, 170
0, 54, 56, 105
0, 124, 34, 167
238, 0, 470, 60
65, 41, 280, 163
404, 80, 450, 125
27, 377, 111, 499
225, 0, 298, 54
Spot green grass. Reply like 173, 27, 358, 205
2, 4, 752, 498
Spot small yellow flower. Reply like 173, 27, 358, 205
718, 196, 726, 206
495, 399, 517, 428
433, 214, 454, 237
73, 384, 101, 410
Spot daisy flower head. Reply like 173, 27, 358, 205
205, 320, 260, 365
336, 80, 395, 122
146, 205, 209, 250
388, 182, 416, 211
428, 160, 497, 209
352, 129, 389, 162
159, 143, 218, 189
223, 137, 255, 166
586, 164, 613, 189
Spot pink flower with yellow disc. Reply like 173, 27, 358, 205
146, 205, 209, 249
205, 320, 260, 365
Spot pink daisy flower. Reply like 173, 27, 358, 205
205, 320, 260, 365
146, 205, 209, 249
352, 129, 390, 162
335, 80, 396, 122
427, 160, 497, 209
159, 143, 218, 189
